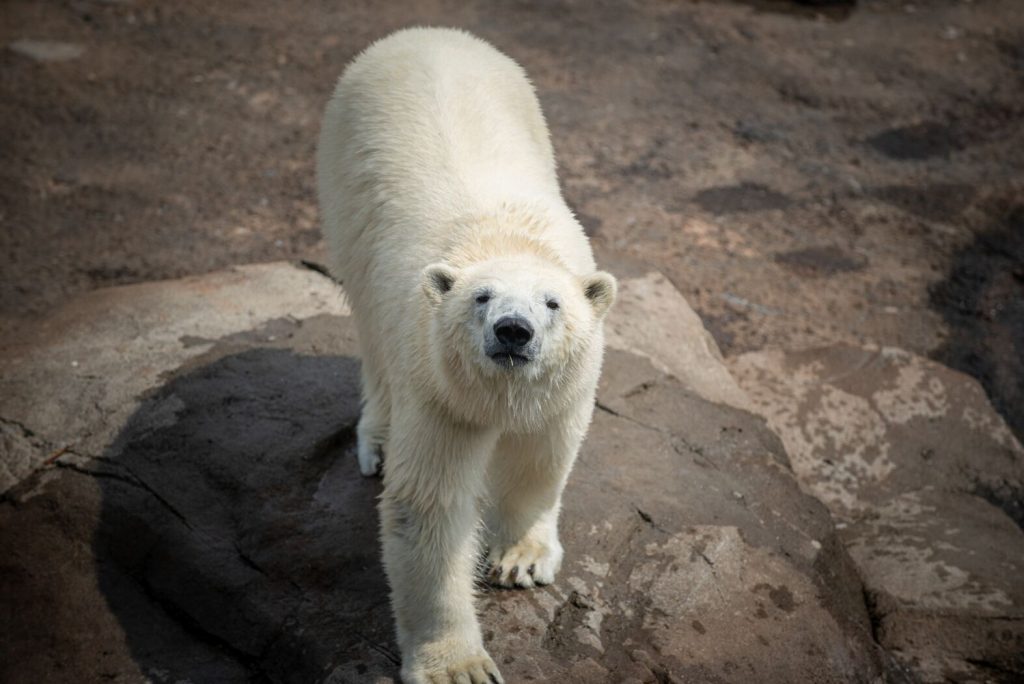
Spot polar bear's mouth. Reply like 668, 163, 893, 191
489, 352, 532, 368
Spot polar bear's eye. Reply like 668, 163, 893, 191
475, 293, 491, 304
546, 300, 560, 311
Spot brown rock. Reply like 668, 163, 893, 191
731, 345, 1024, 682
0, 262, 350, 493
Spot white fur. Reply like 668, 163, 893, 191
317, 27, 616, 684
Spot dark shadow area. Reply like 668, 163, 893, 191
866, 121, 969, 161
721, 0, 856, 22
869, 183, 976, 222
91, 348, 396, 682
693, 182, 792, 215
774, 245, 866, 277
865, 101, 1020, 162
929, 205, 1024, 444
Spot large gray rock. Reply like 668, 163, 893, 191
731, 346, 1024, 682
0, 262, 350, 493
0, 264, 894, 682
605, 270, 750, 411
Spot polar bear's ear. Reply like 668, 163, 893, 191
581, 271, 617, 318
422, 263, 458, 305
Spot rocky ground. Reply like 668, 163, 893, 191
1, 262, 1020, 683
1, 1, 1022, 683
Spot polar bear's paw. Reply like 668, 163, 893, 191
487, 535, 563, 589
404, 652, 503, 684
357, 440, 383, 478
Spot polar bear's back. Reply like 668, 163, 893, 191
347, 28, 557, 189
318, 28, 564, 292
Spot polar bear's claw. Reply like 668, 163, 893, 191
415, 653, 503, 684
487, 536, 562, 589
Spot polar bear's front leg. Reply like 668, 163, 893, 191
380, 403, 503, 684
486, 500, 563, 589
484, 400, 592, 589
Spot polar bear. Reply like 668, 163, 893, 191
317, 27, 616, 684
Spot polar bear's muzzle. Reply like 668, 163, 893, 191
487, 315, 536, 368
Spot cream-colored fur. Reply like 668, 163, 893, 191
317, 27, 616, 684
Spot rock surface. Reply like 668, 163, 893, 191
1, 263, 897, 683
0, 262, 349, 493
731, 346, 1024, 682
7, 39, 83, 62
605, 270, 750, 411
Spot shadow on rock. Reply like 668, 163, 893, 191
929, 205, 1024, 444
91, 348, 396, 682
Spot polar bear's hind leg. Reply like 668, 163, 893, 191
357, 360, 390, 477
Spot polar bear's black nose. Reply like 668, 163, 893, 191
494, 315, 534, 347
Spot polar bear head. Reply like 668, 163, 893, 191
421, 254, 616, 384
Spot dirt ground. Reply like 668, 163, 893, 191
1, 0, 1022, 435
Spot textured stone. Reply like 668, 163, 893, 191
0, 262, 349, 494
0, 419, 45, 493
731, 345, 1024, 682
605, 270, 750, 411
